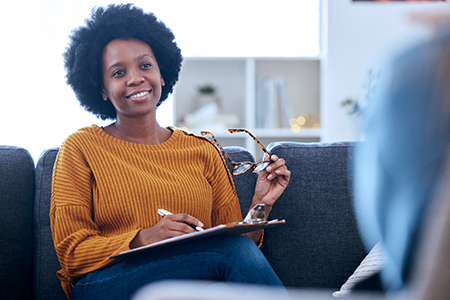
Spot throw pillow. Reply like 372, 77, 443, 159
332, 242, 386, 297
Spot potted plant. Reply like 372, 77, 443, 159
195, 83, 220, 110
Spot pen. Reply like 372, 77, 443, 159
157, 209, 204, 231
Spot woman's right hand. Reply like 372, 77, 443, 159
130, 214, 204, 249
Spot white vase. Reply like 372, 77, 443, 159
194, 94, 220, 111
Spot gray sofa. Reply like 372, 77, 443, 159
0, 141, 367, 300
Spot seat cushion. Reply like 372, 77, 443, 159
0, 146, 35, 300
263, 141, 366, 289
33, 148, 66, 300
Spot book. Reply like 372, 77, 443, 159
275, 78, 294, 128
110, 219, 285, 259
255, 76, 293, 128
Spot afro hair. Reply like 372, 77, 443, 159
63, 4, 183, 120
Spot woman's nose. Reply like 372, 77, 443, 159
126, 70, 144, 86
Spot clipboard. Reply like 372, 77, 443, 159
110, 219, 285, 259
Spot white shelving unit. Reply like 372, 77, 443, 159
173, 57, 321, 157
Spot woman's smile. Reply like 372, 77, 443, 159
126, 90, 151, 101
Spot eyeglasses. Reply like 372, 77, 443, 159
201, 129, 271, 175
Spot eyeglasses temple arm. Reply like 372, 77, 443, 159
201, 131, 237, 164
228, 128, 270, 156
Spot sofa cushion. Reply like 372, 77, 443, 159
264, 141, 366, 289
34, 148, 66, 300
0, 146, 35, 300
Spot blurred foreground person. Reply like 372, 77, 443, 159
354, 23, 450, 297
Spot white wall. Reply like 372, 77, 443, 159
321, 0, 450, 142
0, 0, 319, 163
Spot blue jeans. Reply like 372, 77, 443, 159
71, 235, 284, 300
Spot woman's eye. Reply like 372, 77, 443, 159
112, 69, 125, 77
142, 63, 152, 69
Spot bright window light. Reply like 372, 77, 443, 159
0, 0, 320, 161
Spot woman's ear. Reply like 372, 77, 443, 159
161, 76, 165, 87
102, 89, 108, 101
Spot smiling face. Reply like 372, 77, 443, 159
101, 38, 165, 120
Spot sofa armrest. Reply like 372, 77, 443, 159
0, 146, 35, 300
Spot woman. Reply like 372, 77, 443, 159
50, 4, 291, 300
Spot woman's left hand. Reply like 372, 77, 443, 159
253, 154, 291, 209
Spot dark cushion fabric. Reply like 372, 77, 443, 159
264, 141, 367, 289
223, 146, 257, 219
0, 146, 35, 300
33, 148, 66, 300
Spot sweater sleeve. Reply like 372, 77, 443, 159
49, 136, 139, 281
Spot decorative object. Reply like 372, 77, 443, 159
289, 114, 320, 133
183, 83, 239, 130
194, 83, 221, 111
341, 69, 379, 116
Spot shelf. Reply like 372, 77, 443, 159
173, 56, 321, 157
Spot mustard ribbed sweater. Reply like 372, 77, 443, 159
50, 125, 243, 298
